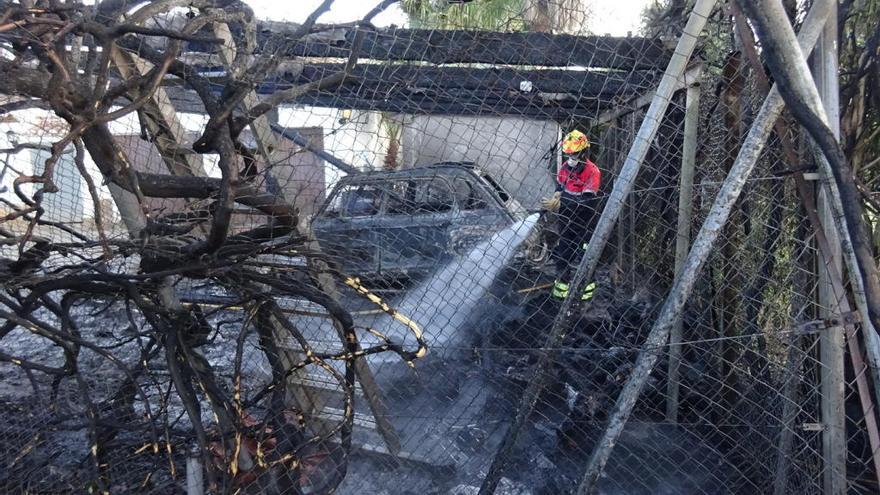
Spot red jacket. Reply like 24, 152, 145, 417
557, 159, 600, 197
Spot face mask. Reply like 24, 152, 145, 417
566, 156, 584, 167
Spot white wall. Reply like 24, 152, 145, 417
2, 106, 387, 238
277, 106, 391, 193
1, 114, 116, 234
400, 115, 560, 209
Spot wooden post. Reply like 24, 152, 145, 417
629, 167, 636, 287
717, 50, 745, 414
212, 24, 282, 172
109, 47, 210, 239
186, 446, 205, 495
611, 121, 625, 279
575, 1, 835, 491
666, 79, 700, 422
774, 216, 810, 495
811, 5, 847, 493
211, 24, 278, 170
773, 333, 804, 495
109, 47, 206, 177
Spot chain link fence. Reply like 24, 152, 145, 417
0, 0, 878, 494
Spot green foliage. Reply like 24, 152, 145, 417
839, 0, 880, 238
640, 0, 688, 38
641, 0, 733, 78
400, 0, 527, 31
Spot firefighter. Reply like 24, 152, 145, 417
542, 129, 600, 301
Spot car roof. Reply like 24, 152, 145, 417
337, 162, 483, 183
318, 161, 524, 221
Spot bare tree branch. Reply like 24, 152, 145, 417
0, 3, 424, 491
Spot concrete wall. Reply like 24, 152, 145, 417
269, 127, 326, 218
400, 115, 560, 209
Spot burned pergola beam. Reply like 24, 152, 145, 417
288, 94, 610, 119
187, 26, 673, 70
188, 63, 659, 98
162, 61, 642, 119
163, 85, 613, 120
275, 81, 629, 106
280, 63, 658, 96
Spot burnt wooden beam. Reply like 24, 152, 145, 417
260, 80, 640, 103
187, 26, 673, 70
164, 85, 613, 119
270, 94, 609, 120
197, 63, 660, 96
161, 62, 645, 118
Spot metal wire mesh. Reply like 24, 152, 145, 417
0, 1, 878, 494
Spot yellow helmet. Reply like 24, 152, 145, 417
562, 129, 590, 154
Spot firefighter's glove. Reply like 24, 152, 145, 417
542, 191, 561, 212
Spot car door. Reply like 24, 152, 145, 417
373, 176, 456, 277
447, 173, 513, 255
312, 181, 385, 276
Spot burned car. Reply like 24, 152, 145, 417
312, 162, 528, 283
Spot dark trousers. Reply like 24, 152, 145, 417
552, 197, 596, 280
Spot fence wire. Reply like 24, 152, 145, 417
0, 0, 878, 494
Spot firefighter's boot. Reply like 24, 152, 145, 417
551, 280, 597, 301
